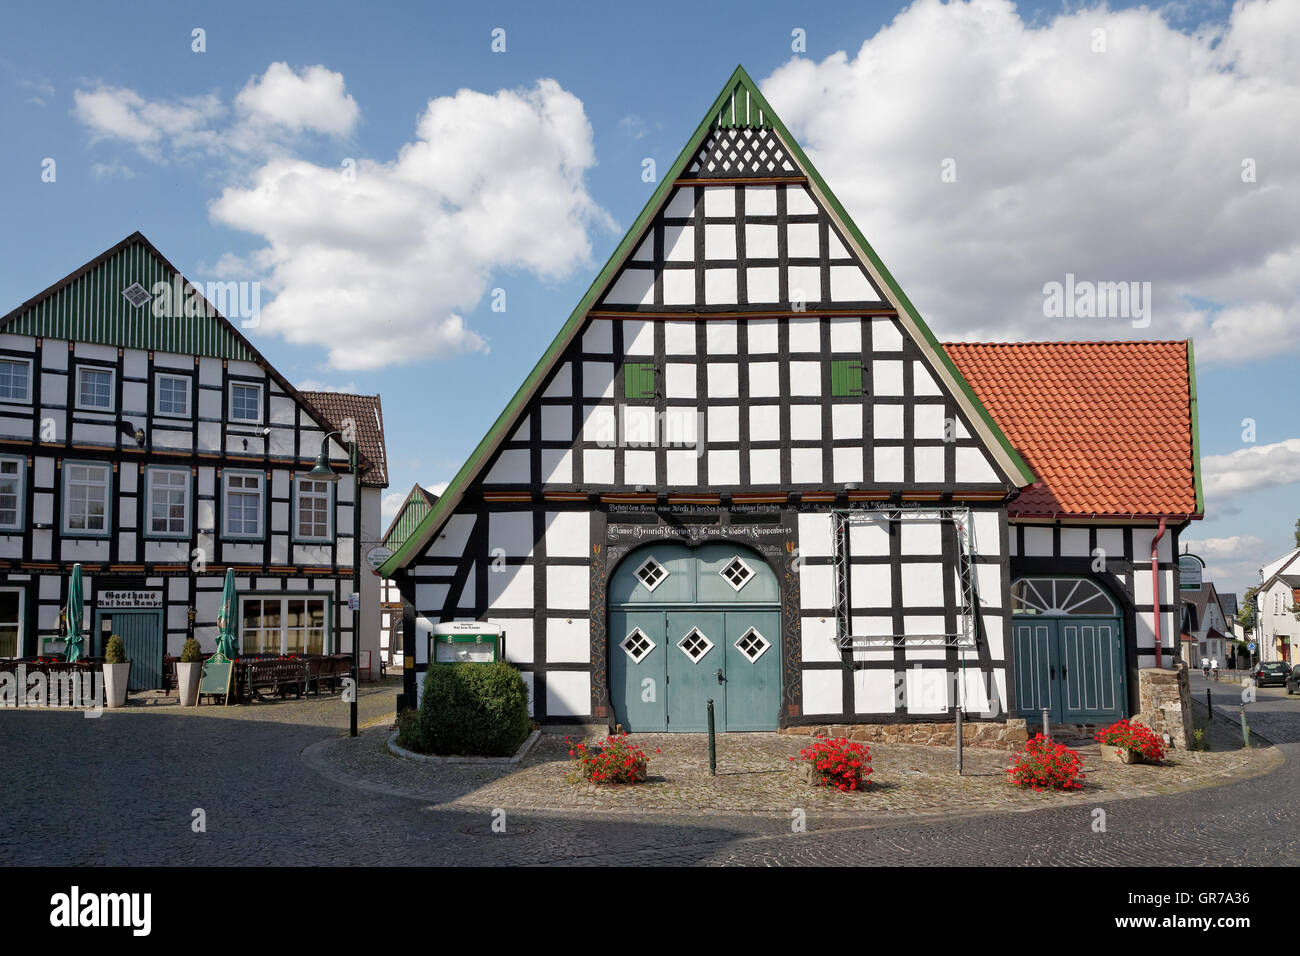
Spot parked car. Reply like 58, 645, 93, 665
1286, 666, 1300, 696
1254, 661, 1290, 688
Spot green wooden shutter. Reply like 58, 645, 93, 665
831, 360, 863, 397
625, 362, 656, 399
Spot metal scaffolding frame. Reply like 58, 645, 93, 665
831, 506, 980, 650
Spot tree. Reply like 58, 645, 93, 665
1238, 585, 1259, 633
1295, 517, 1300, 549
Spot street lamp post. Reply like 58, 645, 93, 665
309, 432, 361, 738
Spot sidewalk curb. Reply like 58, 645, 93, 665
386, 728, 541, 764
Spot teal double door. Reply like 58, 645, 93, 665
94, 609, 164, 691
1013, 617, 1126, 725
610, 543, 781, 732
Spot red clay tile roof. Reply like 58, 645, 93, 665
298, 391, 388, 488
944, 341, 1199, 518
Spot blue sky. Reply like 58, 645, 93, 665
2, 0, 1297, 601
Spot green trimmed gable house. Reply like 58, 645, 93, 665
380, 66, 1203, 740
0, 232, 388, 686
378, 484, 439, 668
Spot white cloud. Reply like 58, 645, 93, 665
295, 379, 358, 393
1202, 438, 1300, 498
210, 79, 613, 369
233, 62, 359, 137
1181, 534, 1267, 563
72, 86, 224, 161
760, 0, 1300, 357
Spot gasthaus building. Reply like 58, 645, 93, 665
382, 67, 1203, 743
0, 232, 388, 687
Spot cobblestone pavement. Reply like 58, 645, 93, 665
1190, 671, 1300, 744
316, 720, 1270, 816
1, 681, 1295, 866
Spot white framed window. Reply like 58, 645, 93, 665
229, 382, 262, 423
0, 456, 24, 531
0, 358, 32, 403
76, 366, 114, 411
294, 476, 333, 541
222, 471, 264, 538
0, 588, 22, 658
63, 462, 111, 535
240, 595, 328, 656
146, 467, 190, 537
155, 374, 190, 417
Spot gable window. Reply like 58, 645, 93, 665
63, 462, 111, 536
146, 468, 190, 537
76, 366, 114, 411
156, 374, 190, 417
240, 595, 327, 656
295, 477, 332, 541
230, 382, 262, 423
0, 358, 32, 403
0, 457, 25, 531
223, 471, 264, 538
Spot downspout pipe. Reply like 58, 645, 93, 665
1151, 516, 1169, 668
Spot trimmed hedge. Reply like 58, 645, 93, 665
417, 662, 532, 757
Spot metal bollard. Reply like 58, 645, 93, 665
1240, 703, 1250, 748
707, 699, 716, 776
955, 704, 963, 776
1041, 707, 1051, 741
1206, 688, 1212, 721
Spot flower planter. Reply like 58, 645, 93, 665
177, 662, 202, 707
1101, 745, 1141, 764
103, 662, 130, 709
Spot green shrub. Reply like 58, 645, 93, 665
104, 635, 126, 664
180, 638, 203, 663
418, 662, 531, 757
394, 708, 423, 751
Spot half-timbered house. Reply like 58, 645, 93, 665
0, 232, 388, 689
380, 67, 1202, 742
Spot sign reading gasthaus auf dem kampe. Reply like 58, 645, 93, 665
97, 590, 163, 609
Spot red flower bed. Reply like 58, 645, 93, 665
789, 736, 873, 792
1095, 719, 1166, 763
566, 734, 659, 785
1006, 734, 1085, 791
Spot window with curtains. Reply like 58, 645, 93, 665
222, 471, 263, 538
294, 477, 332, 540
0, 456, 23, 530
147, 468, 190, 536
240, 595, 327, 655
63, 462, 110, 535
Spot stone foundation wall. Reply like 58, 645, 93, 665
1134, 664, 1194, 749
781, 719, 1029, 751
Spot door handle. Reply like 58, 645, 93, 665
1049, 665, 1056, 679
715, 668, 726, 684
1061, 665, 1067, 679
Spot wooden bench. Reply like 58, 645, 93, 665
306, 656, 353, 696
244, 659, 308, 701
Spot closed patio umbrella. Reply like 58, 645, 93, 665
214, 568, 238, 663
64, 564, 84, 663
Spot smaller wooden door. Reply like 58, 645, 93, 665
609, 610, 668, 731
666, 611, 726, 731
98, 610, 164, 691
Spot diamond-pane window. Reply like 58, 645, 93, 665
719, 556, 755, 592
635, 556, 668, 592
122, 282, 151, 308
621, 628, 655, 664
734, 627, 771, 663
677, 627, 714, 664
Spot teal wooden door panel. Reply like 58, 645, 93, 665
102, 611, 164, 691
666, 611, 726, 731
694, 543, 781, 604
1013, 621, 1055, 720
609, 545, 697, 604
1059, 620, 1125, 723
609, 611, 667, 732
723, 611, 780, 730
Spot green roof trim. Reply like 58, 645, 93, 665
1186, 339, 1204, 515
382, 485, 437, 550
380, 64, 1032, 578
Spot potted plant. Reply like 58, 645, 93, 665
1095, 718, 1167, 764
102, 634, 130, 709
177, 638, 203, 707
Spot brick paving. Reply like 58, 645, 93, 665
310, 717, 1272, 816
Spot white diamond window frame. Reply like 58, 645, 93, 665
621, 627, 656, 665
677, 627, 714, 664
122, 282, 152, 309
734, 626, 771, 663
719, 555, 755, 592
635, 556, 669, 593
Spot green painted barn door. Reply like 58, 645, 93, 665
609, 610, 667, 732
723, 611, 780, 731
1058, 619, 1126, 724
1014, 620, 1057, 723
105, 610, 164, 691
666, 610, 726, 731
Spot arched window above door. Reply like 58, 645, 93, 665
1011, 577, 1118, 616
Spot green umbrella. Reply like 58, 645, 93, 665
64, 564, 84, 663
214, 568, 238, 663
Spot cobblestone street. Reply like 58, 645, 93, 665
2, 676, 1298, 866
